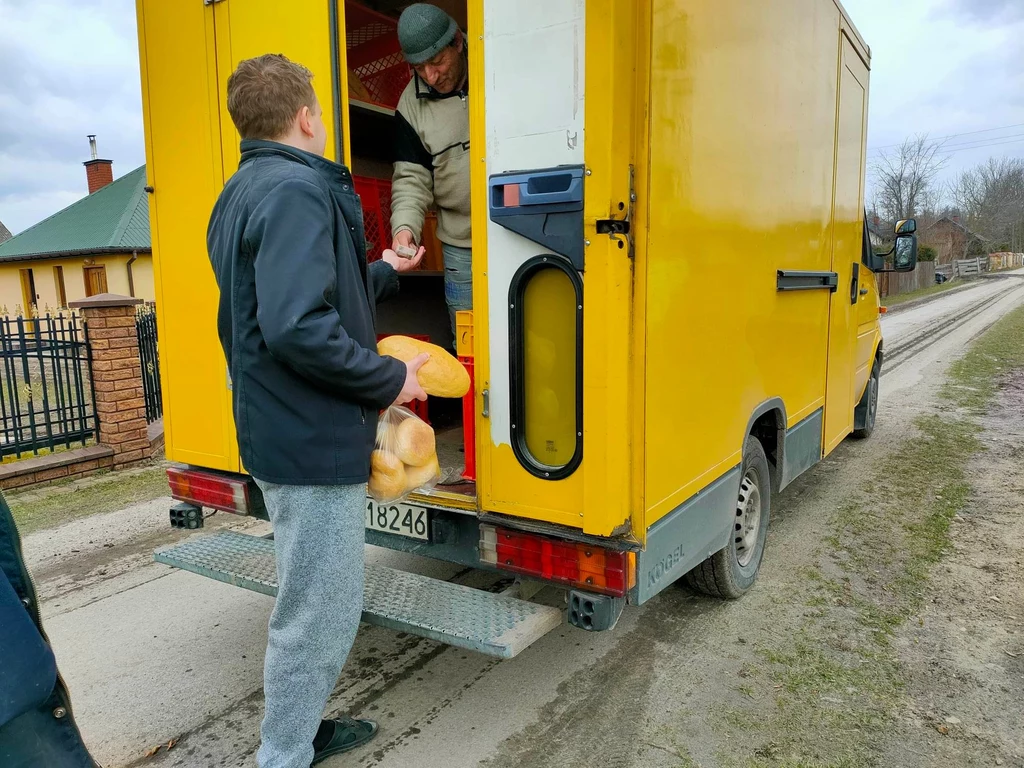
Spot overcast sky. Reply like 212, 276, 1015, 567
1, 0, 1023, 235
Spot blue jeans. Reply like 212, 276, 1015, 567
441, 243, 473, 350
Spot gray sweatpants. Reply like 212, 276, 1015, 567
254, 480, 366, 768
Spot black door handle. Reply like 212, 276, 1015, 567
850, 263, 860, 305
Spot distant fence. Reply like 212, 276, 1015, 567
989, 252, 1024, 271
0, 314, 97, 458
135, 305, 162, 424
878, 261, 935, 299
954, 257, 985, 278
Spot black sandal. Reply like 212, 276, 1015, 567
311, 717, 379, 765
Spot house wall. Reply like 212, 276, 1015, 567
921, 222, 965, 265
0, 253, 155, 316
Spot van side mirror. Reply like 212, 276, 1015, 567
894, 234, 918, 272
894, 219, 917, 235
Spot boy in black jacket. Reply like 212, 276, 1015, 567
207, 54, 427, 767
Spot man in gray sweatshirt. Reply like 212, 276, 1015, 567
390, 4, 471, 347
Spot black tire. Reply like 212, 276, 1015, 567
685, 436, 771, 599
852, 362, 879, 440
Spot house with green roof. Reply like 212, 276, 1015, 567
0, 161, 152, 317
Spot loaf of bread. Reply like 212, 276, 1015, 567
404, 454, 440, 492
348, 70, 373, 102
377, 335, 471, 398
395, 417, 436, 467
368, 450, 406, 501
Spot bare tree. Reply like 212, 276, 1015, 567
949, 157, 1024, 251
871, 134, 950, 222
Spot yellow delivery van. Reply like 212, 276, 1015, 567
138, 0, 918, 657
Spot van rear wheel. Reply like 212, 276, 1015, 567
685, 436, 771, 599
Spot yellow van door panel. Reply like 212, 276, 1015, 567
855, 277, 880, 400
473, 1, 638, 537
823, 33, 869, 455
476, 0, 589, 529
580, 0, 638, 537
211, 0, 344, 176
136, 0, 237, 470
140, 0, 348, 474
644, 0, 841, 525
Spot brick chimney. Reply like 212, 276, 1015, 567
952, 214, 961, 224
872, 215, 880, 227
83, 135, 114, 194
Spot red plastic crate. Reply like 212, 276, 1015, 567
459, 357, 476, 482
346, 1, 413, 111
376, 333, 430, 424
353, 176, 392, 263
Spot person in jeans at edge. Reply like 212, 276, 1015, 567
206, 54, 428, 767
390, 3, 471, 484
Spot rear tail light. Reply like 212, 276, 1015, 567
167, 467, 251, 515
479, 524, 635, 597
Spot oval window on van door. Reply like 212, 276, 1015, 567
509, 256, 583, 480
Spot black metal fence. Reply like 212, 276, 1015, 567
135, 305, 162, 423
0, 313, 97, 459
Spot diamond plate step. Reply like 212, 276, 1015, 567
154, 531, 562, 659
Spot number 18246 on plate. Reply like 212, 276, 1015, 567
365, 501, 429, 541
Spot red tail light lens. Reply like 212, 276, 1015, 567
167, 467, 251, 515
479, 525, 634, 597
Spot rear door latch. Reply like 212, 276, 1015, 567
595, 219, 630, 235
594, 165, 636, 258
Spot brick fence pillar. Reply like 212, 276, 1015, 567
69, 293, 149, 470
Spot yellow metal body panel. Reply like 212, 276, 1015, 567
471, 1, 639, 536
630, 0, 653, 546
136, 0, 237, 471
211, 0, 344, 173
469, 0, 584, 531
642, 0, 873, 528
579, 0, 640, 537
824, 32, 871, 453
466, 0, 490, 509
137, 0, 348, 473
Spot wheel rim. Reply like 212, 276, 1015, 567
734, 469, 762, 568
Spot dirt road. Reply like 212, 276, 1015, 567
20, 271, 1024, 768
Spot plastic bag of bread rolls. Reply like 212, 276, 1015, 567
377, 335, 470, 398
367, 406, 441, 503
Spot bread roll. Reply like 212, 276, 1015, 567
368, 450, 406, 501
405, 454, 440, 492
348, 70, 372, 102
377, 335, 471, 398
395, 417, 435, 467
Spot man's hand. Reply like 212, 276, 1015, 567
382, 246, 425, 273
393, 353, 429, 405
392, 230, 415, 252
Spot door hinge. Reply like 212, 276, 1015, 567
594, 165, 636, 259
481, 389, 490, 418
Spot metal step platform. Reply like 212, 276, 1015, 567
154, 531, 562, 659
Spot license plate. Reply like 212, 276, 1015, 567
365, 500, 429, 541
